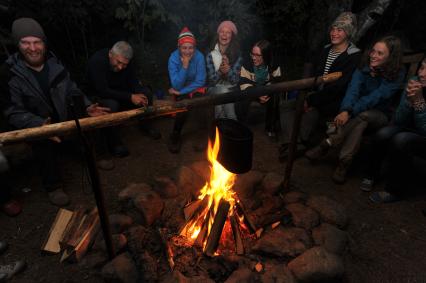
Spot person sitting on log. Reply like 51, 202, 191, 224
360, 57, 426, 203
237, 39, 283, 139
86, 41, 161, 158
206, 20, 243, 120
305, 35, 406, 184
0, 18, 110, 207
167, 27, 207, 154
279, 12, 361, 161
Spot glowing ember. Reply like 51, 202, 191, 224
180, 127, 238, 252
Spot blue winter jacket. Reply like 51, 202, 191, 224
340, 67, 405, 117
168, 49, 206, 95
395, 76, 426, 136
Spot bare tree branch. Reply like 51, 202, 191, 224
353, 0, 393, 42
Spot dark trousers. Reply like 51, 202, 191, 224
366, 125, 426, 195
31, 140, 62, 191
0, 174, 12, 204
94, 92, 154, 152
171, 92, 208, 136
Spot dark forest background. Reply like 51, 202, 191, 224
0, 0, 425, 90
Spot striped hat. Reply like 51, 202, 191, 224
178, 27, 196, 46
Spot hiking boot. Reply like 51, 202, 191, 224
97, 159, 115, 171
168, 132, 182, 154
305, 140, 330, 161
332, 158, 352, 184
360, 178, 374, 192
48, 188, 70, 207
279, 143, 306, 163
0, 260, 26, 281
1, 200, 22, 217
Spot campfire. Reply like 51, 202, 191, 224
179, 127, 250, 256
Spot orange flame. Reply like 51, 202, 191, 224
180, 127, 236, 249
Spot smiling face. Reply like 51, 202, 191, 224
179, 42, 195, 58
108, 51, 130, 72
418, 60, 426, 86
18, 36, 46, 68
251, 46, 264, 67
218, 26, 233, 47
369, 42, 390, 69
329, 26, 348, 46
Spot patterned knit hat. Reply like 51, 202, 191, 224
178, 27, 196, 46
331, 12, 357, 39
12, 17, 46, 44
217, 20, 238, 35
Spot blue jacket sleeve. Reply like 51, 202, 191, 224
351, 71, 404, 116
206, 53, 220, 86
168, 52, 188, 91
395, 89, 413, 127
339, 69, 364, 113
178, 53, 206, 94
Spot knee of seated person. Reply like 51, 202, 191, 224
391, 132, 414, 152
374, 126, 399, 141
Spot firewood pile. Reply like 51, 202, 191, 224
46, 160, 350, 282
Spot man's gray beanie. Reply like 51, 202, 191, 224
12, 17, 46, 44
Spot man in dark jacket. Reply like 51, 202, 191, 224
0, 18, 109, 207
86, 41, 161, 157
279, 12, 361, 160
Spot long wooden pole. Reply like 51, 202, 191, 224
0, 73, 341, 145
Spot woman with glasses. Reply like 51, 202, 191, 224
237, 39, 283, 138
206, 20, 243, 120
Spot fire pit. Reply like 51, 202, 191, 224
94, 120, 350, 282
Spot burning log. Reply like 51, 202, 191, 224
235, 200, 257, 233
0, 73, 341, 145
204, 199, 231, 257
230, 215, 244, 255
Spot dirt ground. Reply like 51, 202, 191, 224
1, 102, 426, 283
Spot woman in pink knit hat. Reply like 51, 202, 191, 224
206, 20, 243, 120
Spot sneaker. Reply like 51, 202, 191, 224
279, 143, 306, 163
1, 200, 22, 217
305, 140, 330, 161
48, 189, 70, 207
332, 158, 352, 184
97, 159, 115, 171
168, 133, 182, 154
369, 191, 399, 203
360, 178, 374, 192
0, 260, 26, 281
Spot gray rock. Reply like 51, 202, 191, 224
101, 252, 139, 283
189, 160, 211, 182
306, 195, 348, 228
153, 176, 179, 198
109, 214, 133, 234
233, 170, 264, 198
287, 247, 344, 282
161, 270, 215, 283
225, 267, 259, 283
285, 203, 320, 230
176, 165, 205, 198
93, 233, 128, 253
312, 223, 348, 255
252, 227, 313, 257
261, 172, 284, 195
79, 252, 108, 269
260, 263, 296, 283
283, 191, 308, 204
118, 183, 152, 202
133, 190, 164, 226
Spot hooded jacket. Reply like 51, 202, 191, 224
0, 52, 89, 129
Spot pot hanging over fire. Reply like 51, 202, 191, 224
210, 118, 253, 174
